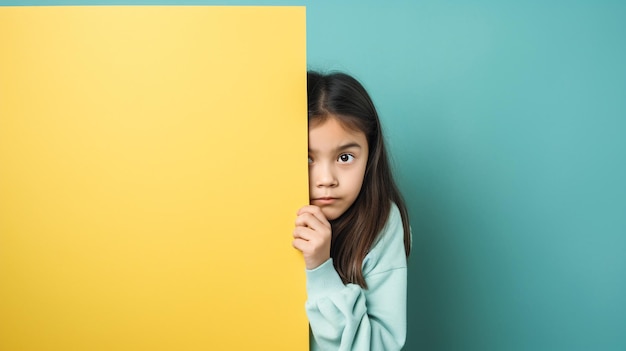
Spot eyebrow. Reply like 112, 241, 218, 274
336, 142, 362, 151
309, 142, 362, 153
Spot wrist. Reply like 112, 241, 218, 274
305, 255, 330, 270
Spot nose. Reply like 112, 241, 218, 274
313, 162, 338, 188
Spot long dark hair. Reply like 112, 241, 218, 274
307, 71, 411, 288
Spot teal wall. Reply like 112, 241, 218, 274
3, 1, 625, 350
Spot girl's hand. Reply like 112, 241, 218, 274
292, 205, 332, 270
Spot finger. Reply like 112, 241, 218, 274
293, 226, 314, 241
295, 214, 331, 236
292, 238, 307, 252
295, 212, 325, 230
297, 205, 330, 227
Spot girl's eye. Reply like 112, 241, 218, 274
338, 154, 355, 163
308, 156, 313, 164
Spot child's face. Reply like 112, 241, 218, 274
308, 116, 368, 220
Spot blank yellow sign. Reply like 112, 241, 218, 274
0, 6, 307, 350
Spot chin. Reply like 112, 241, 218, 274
321, 207, 345, 221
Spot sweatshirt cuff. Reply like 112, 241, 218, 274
305, 258, 346, 301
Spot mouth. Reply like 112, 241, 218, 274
311, 197, 337, 205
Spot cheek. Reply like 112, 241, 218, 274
354, 165, 367, 189
345, 169, 366, 199
307, 171, 314, 193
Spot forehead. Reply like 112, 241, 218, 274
309, 113, 362, 133
308, 117, 367, 149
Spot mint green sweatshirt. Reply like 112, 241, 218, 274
305, 203, 408, 351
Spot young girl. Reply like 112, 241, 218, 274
293, 71, 412, 351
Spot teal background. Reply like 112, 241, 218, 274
3, 1, 625, 350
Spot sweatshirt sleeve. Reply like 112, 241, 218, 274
305, 204, 408, 351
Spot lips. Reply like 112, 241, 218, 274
312, 197, 337, 205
